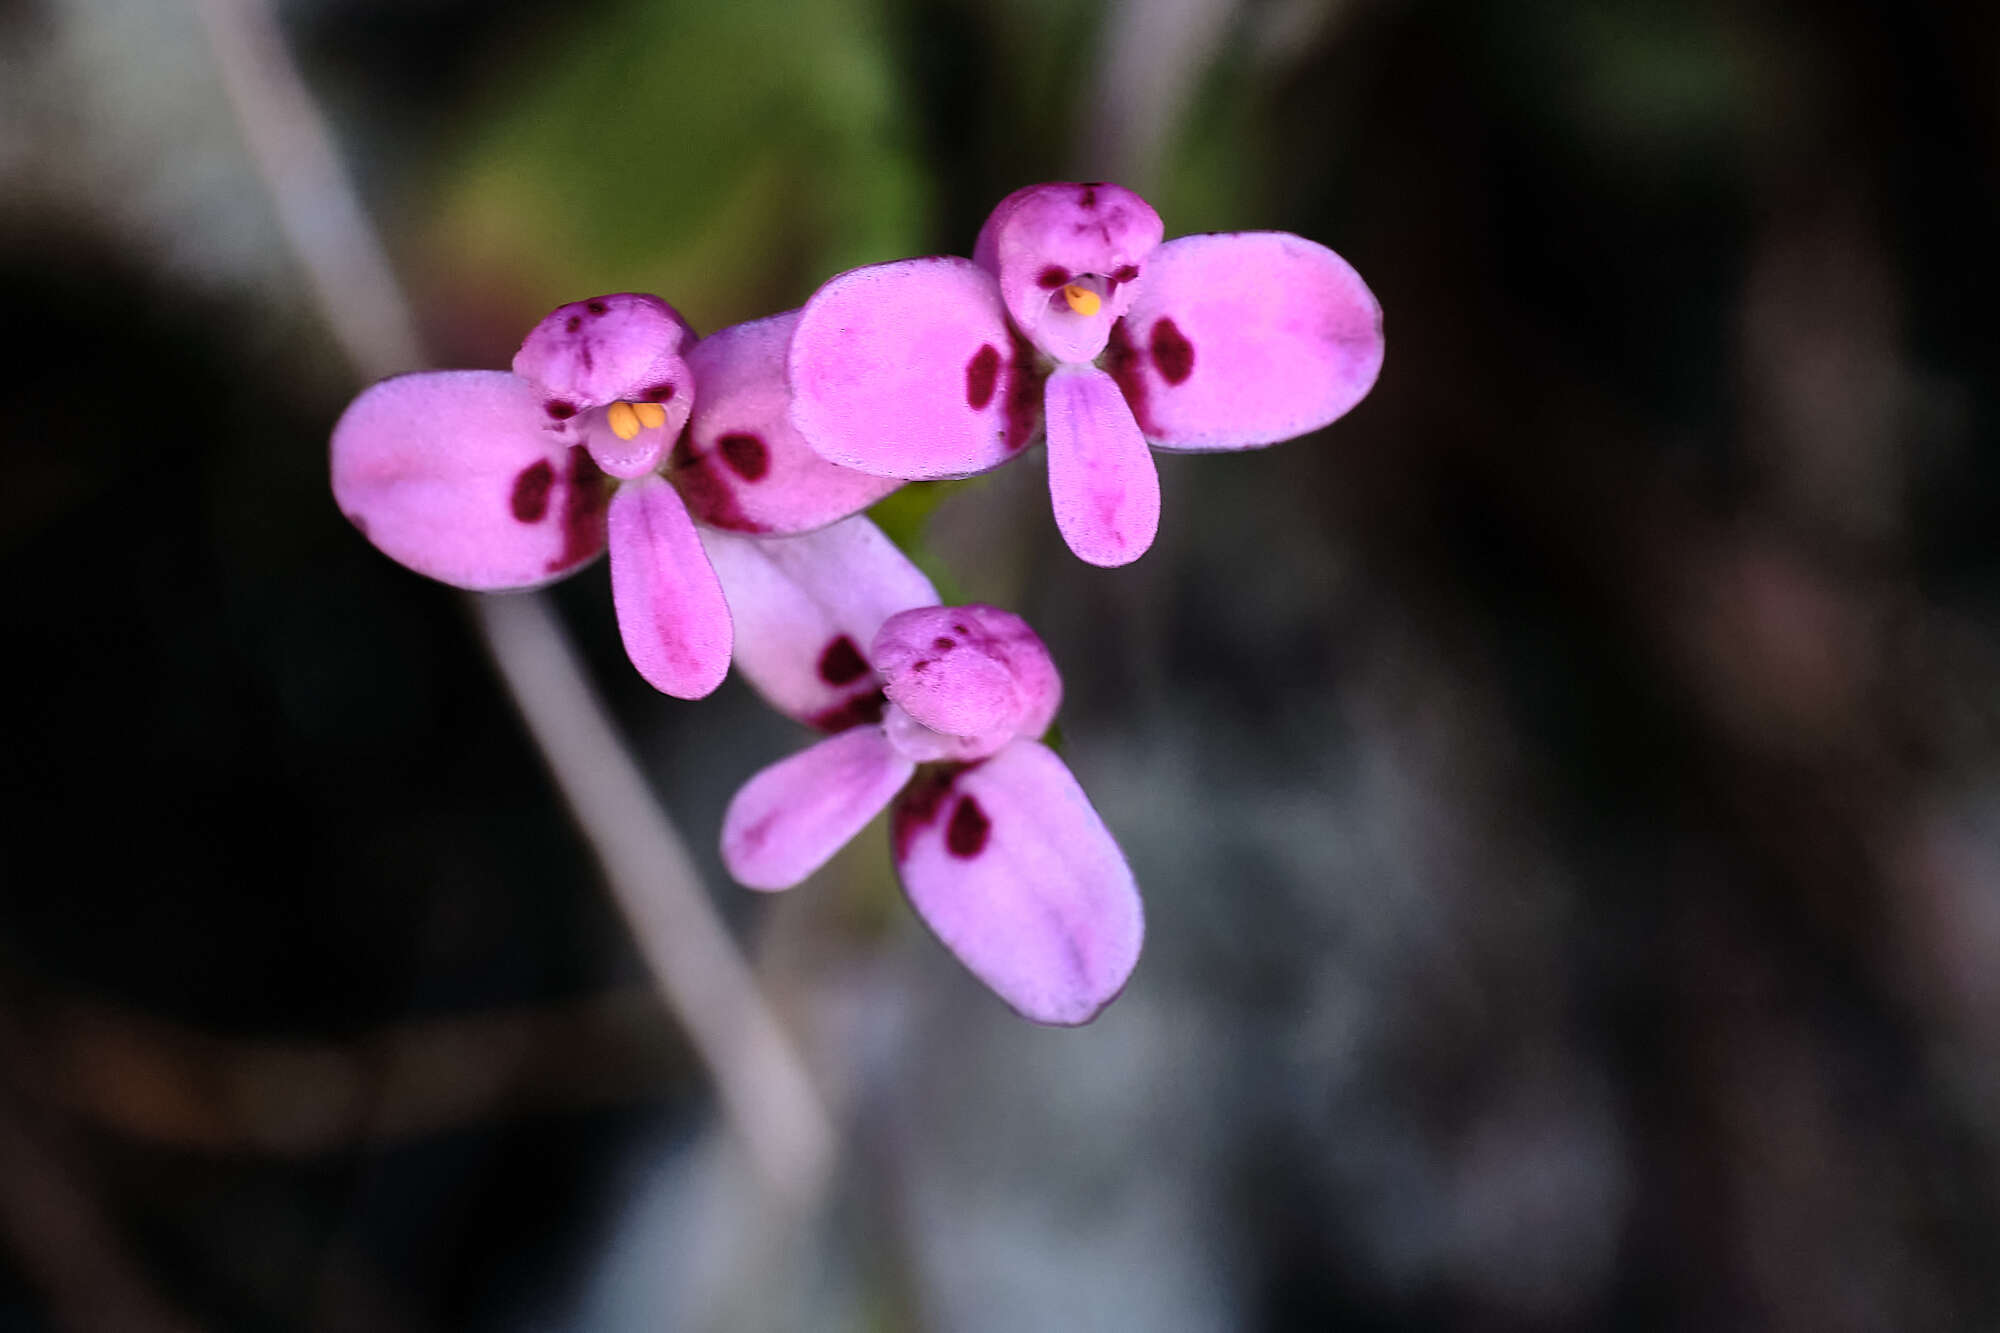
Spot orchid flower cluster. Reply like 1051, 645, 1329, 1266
331, 182, 1382, 1025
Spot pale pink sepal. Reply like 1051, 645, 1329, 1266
721, 726, 916, 890
1042, 364, 1160, 567
892, 741, 1143, 1026
675, 311, 902, 535
607, 473, 732, 699
700, 516, 939, 729
789, 258, 1038, 480
330, 370, 608, 590
1110, 232, 1383, 452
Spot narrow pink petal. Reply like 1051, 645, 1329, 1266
511, 293, 695, 409
892, 741, 1142, 1025
607, 474, 732, 699
722, 726, 915, 890
1107, 232, 1383, 451
330, 370, 608, 589
789, 258, 1042, 480
1042, 364, 1160, 567
700, 516, 939, 730
674, 311, 902, 535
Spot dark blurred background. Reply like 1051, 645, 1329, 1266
5, 0, 2000, 1328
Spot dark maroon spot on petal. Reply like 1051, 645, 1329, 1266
547, 450, 610, 573
586, 299, 608, 315
946, 796, 991, 858
670, 428, 767, 533
891, 768, 955, 860
1001, 326, 1047, 452
545, 399, 577, 420
646, 382, 676, 402
718, 432, 770, 482
817, 635, 868, 686
1078, 186, 1098, 208
808, 687, 886, 735
1037, 266, 1069, 290
952, 622, 969, 635
1104, 319, 1158, 436
565, 315, 582, 333
1150, 316, 1195, 385
1110, 264, 1140, 285
964, 343, 1000, 411
511, 459, 555, 522
932, 636, 955, 651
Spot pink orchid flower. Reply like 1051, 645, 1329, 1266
788, 181, 1385, 567
330, 295, 899, 698
710, 532, 1141, 1025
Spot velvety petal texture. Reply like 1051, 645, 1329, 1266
674, 311, 902, 534
973, 181, 1162, 362
607, 474, 732, 699
789, 258, 1041, 479
512, 293, 695, 411
1043, 364, 1161, 567
871, 603, 1060, 755
331, 370, 608, 590
1109, 232, 1384, 451
700, 517, 939, 730
722, 726, 916, 890
892, 741, 1143, 1025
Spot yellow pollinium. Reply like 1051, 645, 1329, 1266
606, 400, 668, 441
1061, 283, 1102, 317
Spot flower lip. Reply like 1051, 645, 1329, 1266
871, 603, 1061, 761
973, 182, 1164, 363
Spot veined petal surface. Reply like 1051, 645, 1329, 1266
607, 474, 732, 699
722, 726, 915, 890
675, 311, 902, 534
789, 258, 1041, 480
330, 370, 607, 590
1109, 232, 1383, 451
892, 741, 1142, 1026
701, 516, 939, 730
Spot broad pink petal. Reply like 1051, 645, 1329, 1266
330, 370, 608, 590
1043, 364, 1160, 567
700, 516, 939, 730
674, 311, 902, 534
892, 741, 1142, 1025
722, 726, 916, 890
871, 603, 1060, 752
512, 293, 695, 410
789, 258, 1042, 479
1107, 232, 1383, 451
607, 474, 732, 699
972, 182, 1162, 363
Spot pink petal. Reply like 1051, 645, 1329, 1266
892, 741, 1142, 1025
512, 293, 696, 410
578, 404, 677, 480
972, 181, 1162, 363
700, 516, 939, 730
1042, 364, 1160, 567
330, 370, 609, 590
721, 726, 916, 890
607, 474, 732, 699
1107, 232, 1383, 451
789, 258, 1043, 480
871, 603, 1061, 753
673, 311, 902, 534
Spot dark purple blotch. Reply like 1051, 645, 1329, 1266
544, 400, 577, 420
965, 344, 1000, 412
548, 450, 610, 573
718, 432, 770, 482
817, 635, 869, 686
511, 459, 555, 522
1037, 266, 1070, 290
1150, 317, 1195, 384
946, 795, 991, 858
808, 688, 886, 735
